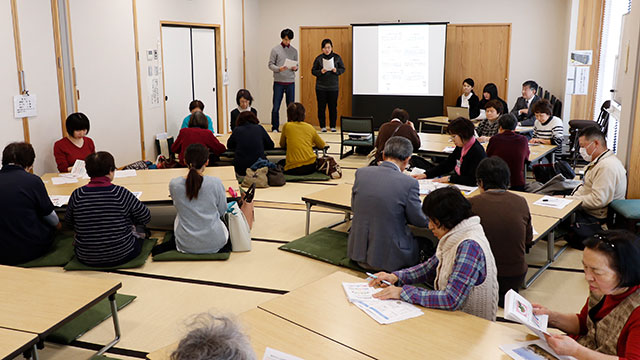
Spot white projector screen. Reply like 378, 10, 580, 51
353, 23, 446, 96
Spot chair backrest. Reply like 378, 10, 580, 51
550, 95, 557, 105
538, 86, 544, 99
553, 99, 562, 118
597, 100, 611, 134
544, 90, 550, 100
340, 116, 374, 134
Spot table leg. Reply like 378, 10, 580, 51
418, 121, 423, 133
305, 202, 312, 235
95, 293, 121, 357
31, 344, 39, 360
524, 230, 569, 288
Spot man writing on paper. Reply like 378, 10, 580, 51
348, 137, 428, 272
268, 28, 298, 133
566, 126, 626, 248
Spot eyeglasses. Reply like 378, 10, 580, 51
594, 233, 615, 248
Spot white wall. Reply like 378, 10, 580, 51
245, 0, 571, 124
135, 0, 245, 159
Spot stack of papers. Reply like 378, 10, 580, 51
70, 159, 87, 178
442, 146, 456, 153
454, 184, 478, 195
49, 195, 70, 207
342, 282, 423, 325
115, 169, 137, 178
322, 57, 334, 71
501, 340, 575, 360
51, 176, 78, 185
418, 179, 448, 195
533, 196, 572, 210
348, 132, 372, 140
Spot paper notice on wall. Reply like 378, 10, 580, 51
148, 76, 162, 108
14, 94, 37, 118
567, 66, 589, 95
570, 50, 593, 66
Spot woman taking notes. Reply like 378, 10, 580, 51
53, 112, 95, 172
413, 117, 487, 186
311, 38, 345, 132
369, 187, 499, 321
533, 230, 640, 359
153, 143, 230, 255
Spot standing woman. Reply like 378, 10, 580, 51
311, 39, 346, 132
455, 78, 480, 119
53, 112, 96, 172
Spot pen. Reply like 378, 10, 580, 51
366, 272, 392, 286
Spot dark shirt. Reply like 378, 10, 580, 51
0, 165, 56, 265
486, 131, 530, 188
374, 121, 420, 161
230, 108, 258, 131
455, 93, 481, 119
426, 140, 487, 186
311, 52, 346, 91
510, 95, 540, 126
470, 191, 533, 277
227, 123, 275, 175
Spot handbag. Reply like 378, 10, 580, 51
241, 167, 269, 188
316, 155, 342, 179
267, 165, 286, 186
225, 202, 251, 252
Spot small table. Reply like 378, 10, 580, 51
0, 328, 39, 360
417, 116, 449, 133
0, 265, 123, 358
258, 271, 530, 360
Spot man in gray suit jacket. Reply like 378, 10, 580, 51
348, 137, 428, 272
509, 80, 540, 126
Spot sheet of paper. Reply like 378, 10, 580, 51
342, 282, 382, 302
51, 176, 79, 185
132, 192, 142, 199
262, 347, 304, 360
49, 195, 70, 207
533, 196, 572, 210
115, 169, 137, 178
532, 226, 539, 236
322, 57, 334, 71
443, 146, 455, 153
352, 299, 423, 325
410, 167, 425, 176
500, 339, 576, 360
418, 179, 447, 195
504, 290, 549, 338
453, 184, 478, 195
283, 58, 297, 69
70, 159, 87, 178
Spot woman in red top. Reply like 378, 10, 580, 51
53, 113, 96, 172
533, 230, 640, 359
172, 111, 226, 166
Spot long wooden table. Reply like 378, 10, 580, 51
43, 168, 239, 205
417, 116, 533, 134
258, 271, 531, 359
300, 183, 580, 287
145, 307, 371, 360
0, 266, 123, 357
0, 328, 38, 360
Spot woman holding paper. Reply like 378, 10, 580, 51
369, 187, 499, 321
311, 39, 346, 132
53, 112, 96, 172
532, 230, 640, 359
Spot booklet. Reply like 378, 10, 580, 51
501, 339, 575, 360
504, 290, 549, 339
342, 282, 423, 325
70, 159, 87, 178
49, 195, 70, 207
322, 57, 334, 71
283, 58, 297, 69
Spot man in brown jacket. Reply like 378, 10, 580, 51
374, 108, 420, 163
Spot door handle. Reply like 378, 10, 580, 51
165, 96, 168, 101
212, 87, 216, 92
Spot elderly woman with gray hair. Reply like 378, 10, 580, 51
171, 313, 255, 360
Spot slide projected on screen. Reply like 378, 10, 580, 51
353, 24, 446, 96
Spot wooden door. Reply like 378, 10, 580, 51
300, 27, 352, 128
444, 24, 511, 113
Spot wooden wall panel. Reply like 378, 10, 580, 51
570, 0, 605, 121
444, 24, 511, 113
627, 85, 640, 198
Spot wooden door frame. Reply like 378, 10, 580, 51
445, 23, 512, 111
159, 21, 224, 134
10, 0, 30, 143
300, 25, 352, 128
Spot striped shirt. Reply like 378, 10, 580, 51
533, 115, 564, 147
65, 177, 150, 266
392, 239, 486, 310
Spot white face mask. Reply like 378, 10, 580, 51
580, 142, 595, 162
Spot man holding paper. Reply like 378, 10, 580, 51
268, 28, 298, 133
311, 38, 346, 132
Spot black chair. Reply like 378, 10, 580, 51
538, 86, 544, 100
550, 95, 557, 105
339, 116, 375, 159
553, 99, 562, 118
568, 100, 611, 168
544, 90, 550, 100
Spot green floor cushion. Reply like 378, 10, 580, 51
153, 250, 230, 261
17, 232, 75, 268
47, 294, 136, 344
278, 228, 367, 273
237, 171, 330, 184
151, 231, 230, 261
63, 238, 156, 271
610, 199, 640, 220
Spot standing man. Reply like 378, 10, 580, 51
509, 80, 540, 126
268, 28, 298, 133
